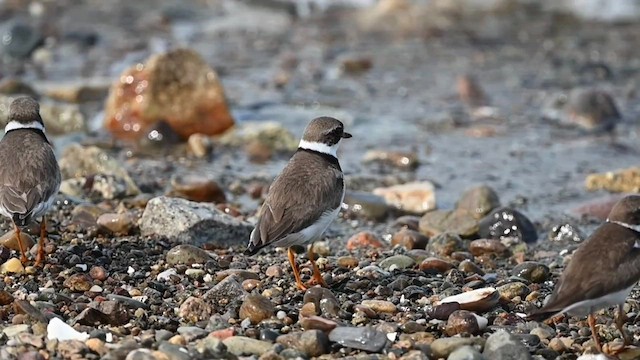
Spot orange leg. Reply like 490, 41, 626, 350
615, 304, 631, 347
14, 223, 27, 264
288, 247, 307, 291
34, 216, 47, 267
307, 243, 327, 288
589, 313, 603, 353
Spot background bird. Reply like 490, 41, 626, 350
0, 97, 61, 266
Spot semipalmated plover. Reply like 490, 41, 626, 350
528, 195, 640, 353
0, 97, 60, 266
245, 116, 351, 291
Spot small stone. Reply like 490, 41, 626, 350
187, 133, 212, 158
456, 185, 500, 220
215, 269, 260, 282
0, 230, 35, 252
46, 317, 89, 341
223, 336, 272, 356
379, 255, 415, 270
478, 207, 537, 244
276, 330, 330, 357
1, 258, 24, 274
361, 300, 397, 313
166, 244, 211, 265
328, 326, 387, 352
3, 324, 29, 337
342, 191, 390, 221
69, 204, 108, 230
428, 302, 461, 320
419, 257, 454, 273
391, 229, 429, 250
242, 279, 261, 291
125, 349, 156, 360
303, 287, 340, 317
346, 231, 385, 250
497, 282, 530, 301
373, 181, 436, 214
548, 338, 567, 353
400, 350, 429, 360
529, 327, 553, 341
420, 209, 479, 238
85, 338, 106, 355
179, 296, 213, 323
565, 89, 621, 133
426, 232, 464, 257
0, 20, 43, 59
140, 196, 252, 247
337, 256, 359, 268
239, 294, 275, 324
158, 342, 192, 360
299, 316, 338, 332
0, 289, 14, 305
265, 265, 283, 277
169, 174, 226, 203
445, 310, 484, 336
448, 345, 485, 360
89, 266, 108, 281
363, 150, 418, 170
511, 262, 550, 283
482, 330, 532, 360
570, 195, 624, 221
105, 48, 234, 141
469, 239, 509, 257
458, 260, 484, 275
63, 273, 93, 292
97, 213, 135, 234
430, 337, 486, 359
177, 326, 208, 342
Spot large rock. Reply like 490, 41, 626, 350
373, 181, 436, 214
482, 330, 532, 360
586, 167, 640, 193
140, 196, 252, 246
104, 48, 234, 141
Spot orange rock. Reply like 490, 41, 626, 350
104, 48, 234, 141
346, 231, 385, 250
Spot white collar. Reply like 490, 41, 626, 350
5, 120, 46, 133
298, 139, 339, 158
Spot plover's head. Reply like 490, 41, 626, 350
6, 96, 45, 133
607, 195, 640, 227
298, 116, 352, 157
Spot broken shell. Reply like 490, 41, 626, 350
437, 287, 499, 313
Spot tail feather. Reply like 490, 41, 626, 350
244, 228, 264, 256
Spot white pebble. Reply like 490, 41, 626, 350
277, 311, 287, 320
127, 266, 135, 275
386, 332, 397, 341
240, 318, 252, 329
157, 268, 177, 281
75, 264, 88, 272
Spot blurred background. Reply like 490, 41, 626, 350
0, 0, 639, 224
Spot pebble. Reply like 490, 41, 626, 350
215, 269, 260, 282
239, 294, 275, 324
63, 273, 93, 292
346, 231, 385, 250
448, 345, 486, 360
426, 232, 464, 257
169, 174, 226, 203
459, 259, 484, 275
223, 336, 272, 356
46, 317, 89, 341
529, 327, 554, 341
337, 256, 359, 268
177, 326, 208, 342
3, 324, 29, 337
0, 230, 35, 252
482, 330, 532, 360
140, 196, 252, 247
1, 20, 43, 59
372, 181, 436, 214
565, 89, 620, 132
478, 207, 538, 244
456, 185, 500, 220
166, 244, 211, 265
342, 191, 390, 221
204, 275, 247, 306
265, 265, 283, 277
85, 338, 106, 355
178, 296, 213, 323
97, 212, 136, 234
1, 258, 24, 274
497, 282, 530, 301
89, 266, 108, 281
430, 337, 486, 359
419, 257, 454, 273
511, 262, 549, 283
363, 149, 419, 170
276, 330, 330, 357
445, 310, 486, 336
429, 302, 462, 320
328, 326, 387, 352
393, 215, 421, 230
420, 209, 479, 238
299, 316, 338, 332
379, 254, 415, 270
0, 289, 13, 305
158, 342, 192, 360
125, 349, 156, 360
468, 239, 508, 257
302, 287, 340, 317
391, 229, 429, 250
361, 299, 397, 313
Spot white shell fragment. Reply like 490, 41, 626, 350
47, 317, 90, 341
437, 287, 499, 313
